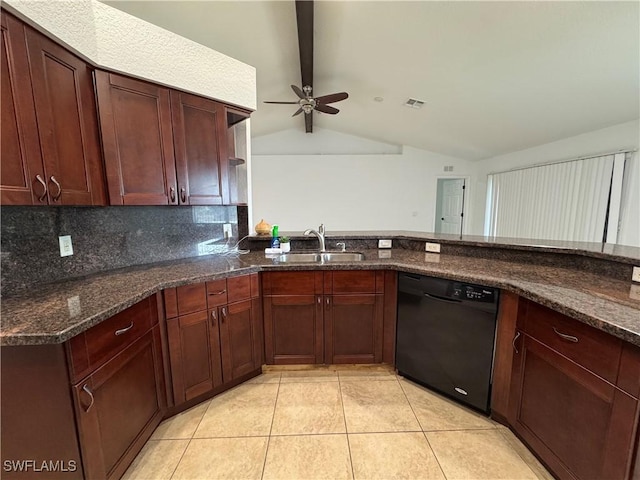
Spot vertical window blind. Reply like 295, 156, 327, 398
485, 154, 616, 242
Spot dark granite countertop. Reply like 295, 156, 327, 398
1, 249, 639, 347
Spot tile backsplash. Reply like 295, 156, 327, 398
1, 205, 248, 296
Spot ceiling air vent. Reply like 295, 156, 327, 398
404, 98, 425, 109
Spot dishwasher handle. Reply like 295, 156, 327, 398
423, 292, 462, 304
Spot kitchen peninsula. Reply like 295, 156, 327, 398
2, 233, 640, 480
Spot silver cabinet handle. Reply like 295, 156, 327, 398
115, 321, 134, 336
49, 176, 62, 201
513, 331, 521, 354
169, 187, 176, 203
221, 307, 227, 322
211, 310, 217, 326
317, 296, 321, 304
82, 384, 94, 412
180, 187, 187, 203
326, 297, 330, 305
35, 175, 48, 202
553, 327, 578, 343
208, 289, 226, 296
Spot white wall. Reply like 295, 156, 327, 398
470, 120, 640, 245
251, 129, 474, 232
5, 0, 256, 110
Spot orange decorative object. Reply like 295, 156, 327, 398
255, 219, 272, 235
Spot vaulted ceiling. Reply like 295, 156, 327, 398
103, 1, 639, 160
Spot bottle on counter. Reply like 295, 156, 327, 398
271, 225, 280, 248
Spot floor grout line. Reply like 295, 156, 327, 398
337, 376, 356, 480
398, 377, 449, 480
260, 377, 281, 480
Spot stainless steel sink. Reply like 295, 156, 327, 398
320, 252, 365, 262
276, 253, 321, 263
275, 252, 365, 263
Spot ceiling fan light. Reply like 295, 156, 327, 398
301, 104, 314, 114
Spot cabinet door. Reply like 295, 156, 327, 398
1, 12, 45, 205
171, 91, 228, 205
510, 334, 638, 480
325, 294, 383, 364
73, 328, 165, 480
167, 310, 222, 404
25, 26, 105, 205
219, 300, 258, 382
95, 71, 177, 205
263, 295, 323, 364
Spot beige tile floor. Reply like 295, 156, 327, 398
123, 369, 553, 480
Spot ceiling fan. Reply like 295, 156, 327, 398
264, 84, 348, 117
263, 0, 348, 133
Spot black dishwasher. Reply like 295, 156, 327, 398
396, 273, 499, 413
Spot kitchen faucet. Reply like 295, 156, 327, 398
303, 224, 326, 252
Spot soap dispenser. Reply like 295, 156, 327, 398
271, 225, 280, 248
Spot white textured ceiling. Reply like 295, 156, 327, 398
103, 1, 639, 160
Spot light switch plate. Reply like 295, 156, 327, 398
632, 266, 640, 283
378, 239, 392, 249
59, 235, 73, 257
425, 242, 441, 253
223, 223, 232, 239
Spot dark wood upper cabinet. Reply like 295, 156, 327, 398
171, 91, 228, 205
95, 71, 177, 205
1, 12, 43, 205
1, 11, 105, 206
96, 71, 249, 206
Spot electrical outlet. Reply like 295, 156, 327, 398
223, 223, 232, 239
59, 235, 73, 257
378, 250, 391, 259
632, 266, 640, 283
424, 253, 441, 263
425, 242, 441, 253
630, 284, 640, 301
378, 239, 392, 249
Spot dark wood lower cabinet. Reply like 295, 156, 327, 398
167, 310, 223, 403
510, 334, 639, 480
262, 270, 390, 366
324, 294, 383, 364
263, 294, 324, 364
73, 327, 166, 480
220, 299, 260, 382
165, 274, 263, 407
1, 344, 84, 479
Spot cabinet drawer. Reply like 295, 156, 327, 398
69, 296, 158, 381
262, 271, 323, 295
206, 279, 228, 307
327, 270, 383, 294
520, 300, 622, 383
227, 275, 251, 303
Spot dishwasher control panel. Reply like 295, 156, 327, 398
450, 284, 496, 302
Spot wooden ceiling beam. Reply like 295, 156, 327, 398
295, 0, 314, 133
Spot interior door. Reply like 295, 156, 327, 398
435, 178, 465, 234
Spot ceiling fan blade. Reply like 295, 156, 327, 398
292, 107, 304, 117
291, 85, 306, 99
314, 92, 349, 104
314, 104, 339, 115
264, 101, 299, 104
